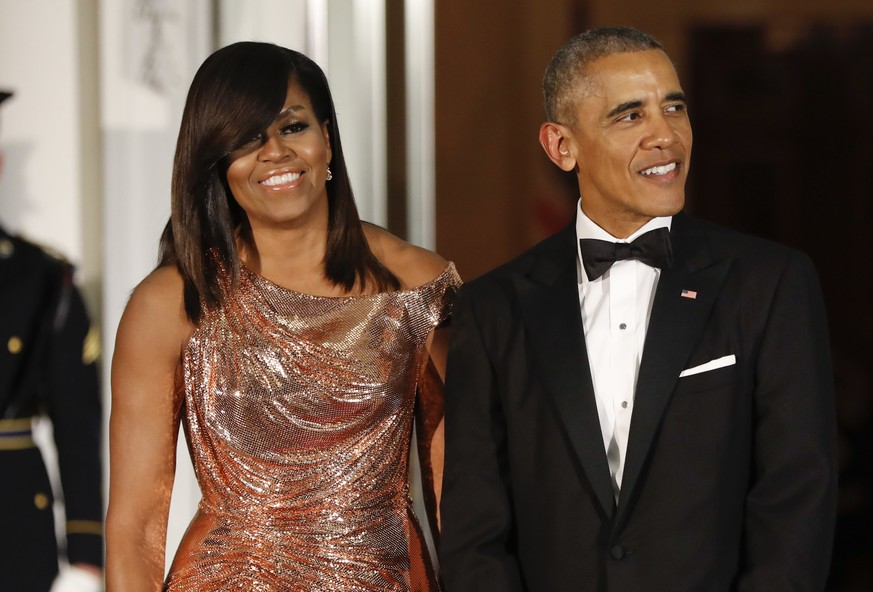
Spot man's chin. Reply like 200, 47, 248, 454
651, 195, 685, 218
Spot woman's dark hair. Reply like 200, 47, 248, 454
159, 41, 399, 322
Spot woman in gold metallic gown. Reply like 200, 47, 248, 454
106, 42, 460, 591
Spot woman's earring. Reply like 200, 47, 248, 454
326, 166, 333, 181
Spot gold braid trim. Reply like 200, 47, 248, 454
0, 436, 35, 450
66, 520, 103, 536
0, 418, 32, 432
0, 419, 34, 449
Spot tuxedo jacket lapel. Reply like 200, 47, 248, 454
513, 215, 734, 524
616, 213, 733, 524
516, 225, 615, 518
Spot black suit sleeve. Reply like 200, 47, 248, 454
44, 267, 104, 567
737, 252, 837, 591
439, 284, 525, 592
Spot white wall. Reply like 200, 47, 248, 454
98, 0, 213, 573
0, 0, 99, 293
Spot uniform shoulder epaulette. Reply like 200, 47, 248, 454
25, 236, 71, 265
5, 233, 72, 270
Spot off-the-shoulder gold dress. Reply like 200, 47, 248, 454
164, 263, 460, 591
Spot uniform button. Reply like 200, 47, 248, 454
621, 401, 628, 409
0, 239, 13, 257
619, 323, 627, 330
8, 336, 22, 354
34, 492, 50, 510
610, 544, 626, 560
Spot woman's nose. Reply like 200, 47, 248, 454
258, 134, 293, 161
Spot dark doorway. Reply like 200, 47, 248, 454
689, 24, 873, 591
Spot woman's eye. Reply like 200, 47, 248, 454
238, 134, 263, 150
241, 132, 264, 147
281, 122, 308, 134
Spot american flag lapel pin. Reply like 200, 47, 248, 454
681, 289, 698, 300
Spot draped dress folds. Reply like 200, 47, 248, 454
164, 263, 460, 591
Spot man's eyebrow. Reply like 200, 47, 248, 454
605, 92, 687, 119
606, 100, 642, 119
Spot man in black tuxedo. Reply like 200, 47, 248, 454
439, 27, 836, 591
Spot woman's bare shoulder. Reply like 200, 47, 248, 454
117, 265, 193, 351
128, 265, 186, 311
363, 223, 449, 289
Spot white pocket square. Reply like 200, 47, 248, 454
679, 354, 736, 378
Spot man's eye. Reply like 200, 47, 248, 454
618, 112, 641, 122
665, 104, 687, 114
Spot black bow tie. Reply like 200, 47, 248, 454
579, 227, 673, 281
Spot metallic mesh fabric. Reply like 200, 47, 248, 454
164, 263, 460, 591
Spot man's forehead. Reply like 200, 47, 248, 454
576, 52, 681, 102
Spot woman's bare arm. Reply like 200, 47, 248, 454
105, 267, 192, 592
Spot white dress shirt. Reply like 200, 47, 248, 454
574, 201, 672, 499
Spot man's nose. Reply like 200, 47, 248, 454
641, 114, 678, 150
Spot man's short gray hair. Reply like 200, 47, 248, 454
543, 27, 663, 124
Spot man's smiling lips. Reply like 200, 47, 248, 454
260, 170, 302, 188
639, 161, 679, 178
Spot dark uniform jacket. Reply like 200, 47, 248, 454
0, 225, 103, 591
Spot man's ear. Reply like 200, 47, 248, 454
538, 122, 577, 172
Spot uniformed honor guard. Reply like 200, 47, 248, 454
0, 90, 103, 591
